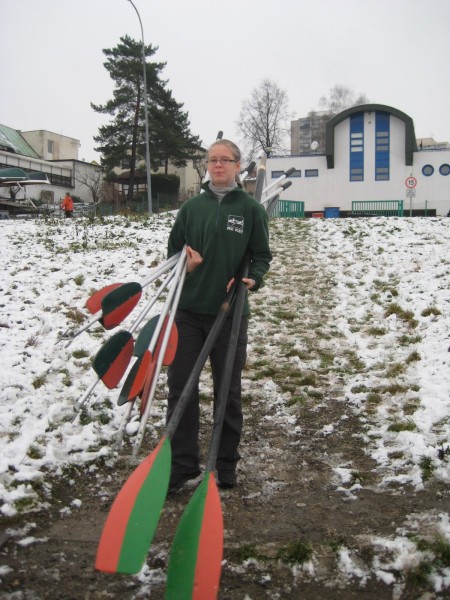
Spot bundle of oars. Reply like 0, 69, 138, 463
67, 146, 294, 598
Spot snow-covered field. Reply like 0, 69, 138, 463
0, 213, 449, 594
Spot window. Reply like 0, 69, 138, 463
47, 140, 54, 154
291, 170, 301, 177
375, 112, 390, 180
121, 157, 131, 169
305, 169, 318, 177
350, 114, 364, 181
271, 171, 284, 178
422, 164, 434, 177
439, 164, 450, 176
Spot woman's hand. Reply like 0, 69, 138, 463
226, 277, 256, 292
186, 246, 203, 273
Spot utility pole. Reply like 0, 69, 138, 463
127, 0, 152, 214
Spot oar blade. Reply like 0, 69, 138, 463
166, 472, 223, 600
101, 282, 143, 330
85, 283, 123, 315
134, 315, 159, 358
117, 351, 150, 406
92, 331, 133, 389
163, 321, 178, 366
95, 437, 171, 574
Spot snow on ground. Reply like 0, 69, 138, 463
0, 213, 449, 591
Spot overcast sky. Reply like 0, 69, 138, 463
1, 0, 449, 162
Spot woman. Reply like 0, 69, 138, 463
166, 139, 272, 492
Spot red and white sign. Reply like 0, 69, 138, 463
405, 176, 417, 189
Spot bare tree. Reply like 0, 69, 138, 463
319, 84, 369, 116
238, 79, 290, 159
75, 167, 104, 204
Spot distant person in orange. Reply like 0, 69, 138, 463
61, 192, 74, 218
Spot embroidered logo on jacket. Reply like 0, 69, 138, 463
227, 215, 244, 234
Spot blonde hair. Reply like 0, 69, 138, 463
207, 139, 241, 162
207, 139, 242, 185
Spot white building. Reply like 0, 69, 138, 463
0, 125, 103, 208
268, 104, 450, 217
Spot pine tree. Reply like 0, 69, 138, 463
92, 35, 201, 202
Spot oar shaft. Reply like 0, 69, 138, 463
205, 258, 249, 471
127, 261, 177, 335
262, 166, 295, 197
132, 253, 187, 459
71, 378, 100, 422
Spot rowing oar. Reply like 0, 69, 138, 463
111, 314, 179, 452
70, 262, 179, 421
253, 151, 267, 203
131, 250, 188, 460
64, 253, 180, 346
264, 181, 293, 217
261, 166, 295, 200
95, 264, 244, 575
165, 257, 250, 600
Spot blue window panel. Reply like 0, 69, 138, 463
375, 112, 390, 181
350, 114, 364, 182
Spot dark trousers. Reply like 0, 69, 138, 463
167, 309, 248, 477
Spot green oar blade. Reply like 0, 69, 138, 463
92, 330, 133, 389
101, 282, 142, 330
134, 315, 159, 358
85, 283, 123, 315
95, 437, 171, 574
166, 472, 223, 600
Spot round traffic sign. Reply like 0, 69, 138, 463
405, 176, 417, 189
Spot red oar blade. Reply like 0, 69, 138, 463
101, 282, 143, 330
117, 351, 151, 406
95, 437, 171, 574
85, 283, 123, 315
166, 472, 223, 600
139, 357, 157, 416
92, 331, 133, 389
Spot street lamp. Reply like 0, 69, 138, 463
127, 0, 152, 215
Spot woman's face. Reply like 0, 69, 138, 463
207, 144, 241, 187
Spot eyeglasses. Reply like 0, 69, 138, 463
207, 158, 237, 165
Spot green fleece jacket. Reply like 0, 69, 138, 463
168, 185, 272, 316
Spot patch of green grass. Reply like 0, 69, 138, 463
384, 304, 418, 328
73, 274, 85, 286
276, 541, 312, 565
405, 561, 432, 588
72, 349, 90, 359
398, 335, 422, 346
366, 392, 382, 404
367, 326, 387, 336
405, 350, 421, 363
234, 543, 266, 562
32, 375, 47, 389
387, 419, 416, 433
421, 306, 441, 317
419, 456, 434, 481
385, 362, 406, 378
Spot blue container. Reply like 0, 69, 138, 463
324, 207, 340, 218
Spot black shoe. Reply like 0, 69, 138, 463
218, 471, 237, 489
168, 470, 201, 494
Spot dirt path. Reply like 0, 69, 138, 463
1, 219, 448, 599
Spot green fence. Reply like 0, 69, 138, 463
352, 200, 404, 217
272, 199, 305, 218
